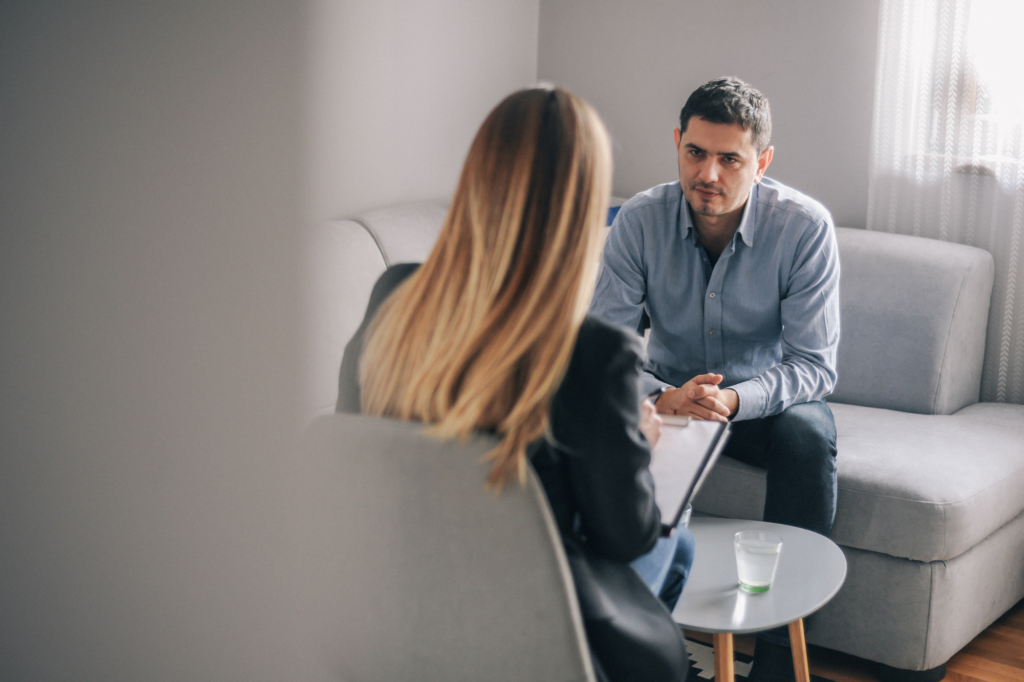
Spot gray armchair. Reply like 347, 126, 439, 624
297, 413, 595, 682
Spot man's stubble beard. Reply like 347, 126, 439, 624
688, 189, 727, 217
692, 202, 724, 217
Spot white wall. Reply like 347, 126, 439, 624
0, 2, 304, 679
1, 1, 542, 677
301, 0, 540, 420
538, 0, 881, 229
306, 0, 540, 221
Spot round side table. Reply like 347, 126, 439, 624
671, 518, 847, 682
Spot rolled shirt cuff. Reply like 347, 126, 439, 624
730, 380, 767, 422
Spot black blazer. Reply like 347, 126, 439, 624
338, 265, 689, 682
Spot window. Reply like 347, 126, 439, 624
869, 0, 1024, 403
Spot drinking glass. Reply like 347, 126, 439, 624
734, 531, 783, 593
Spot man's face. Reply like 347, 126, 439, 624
675, 116, 773, 221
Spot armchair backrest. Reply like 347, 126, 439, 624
830, 227, 994, 414
297, 413, 594, 682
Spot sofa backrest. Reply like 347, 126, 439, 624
303, 202, 448, 420
353, 200, 448, 267
297, 413, 595, 682
304, 219, 387, 419
308, 209, 996, 419
830, 227, 994, 415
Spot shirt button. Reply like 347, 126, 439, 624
712, 363, 719, 369
709, 329, 716, 335
709, 292, 716, 298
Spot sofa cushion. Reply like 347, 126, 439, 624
692, 401, 1024, 562
830, 227, 994, 415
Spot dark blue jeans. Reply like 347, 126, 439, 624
725, 399, 838, 644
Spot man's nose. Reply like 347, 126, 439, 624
697, 160, 719, 184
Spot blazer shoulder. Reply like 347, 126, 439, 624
335, 262, 420, 414
574, 315, 644, 368
369, 263, 420, 308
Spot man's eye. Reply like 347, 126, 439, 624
724, 157, 738, 164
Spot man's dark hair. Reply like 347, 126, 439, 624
679, 77, 772, 153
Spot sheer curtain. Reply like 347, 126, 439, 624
868, 0, 1024, 404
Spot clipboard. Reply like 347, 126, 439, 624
648, 417, 731, 527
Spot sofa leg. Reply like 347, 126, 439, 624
878, 663, 946, 682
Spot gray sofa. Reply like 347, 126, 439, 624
310, 203, 1024, 676
693, 227, 1024, 675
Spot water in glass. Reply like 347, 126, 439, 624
734, 531, 782, 593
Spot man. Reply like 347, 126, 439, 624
591, 77, 839, 682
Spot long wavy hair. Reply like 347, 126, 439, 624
359, 87, 612, 489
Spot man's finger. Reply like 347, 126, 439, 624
680, 405, 729, 422
696, 395, 731, 417
692, 373, 724, 385
702, 407, 729, 422
687, 384, 721, 400
675, 401, 729, 422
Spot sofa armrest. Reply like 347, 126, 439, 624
830, 227, 994, 415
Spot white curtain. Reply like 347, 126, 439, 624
869, 0, 1024, 404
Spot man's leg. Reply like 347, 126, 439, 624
724, 399, 837, 536
723, 400, 837, 681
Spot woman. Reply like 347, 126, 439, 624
337, 87, 693, 682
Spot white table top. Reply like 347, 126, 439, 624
671, 517, 847, 634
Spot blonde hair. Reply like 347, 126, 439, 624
359, 88, 612, 489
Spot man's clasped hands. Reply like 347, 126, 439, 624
638, 373, 737, 449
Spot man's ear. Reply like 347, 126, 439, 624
674, 127, 682, 149
754, 146, 774, 183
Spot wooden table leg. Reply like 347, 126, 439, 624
713, 632, 735, 682
788, 619, 811, 682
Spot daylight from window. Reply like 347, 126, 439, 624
968, 0, 1024, 124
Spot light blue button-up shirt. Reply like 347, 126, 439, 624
591, 178, 840, 421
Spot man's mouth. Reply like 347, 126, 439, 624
692, 185, 721, 200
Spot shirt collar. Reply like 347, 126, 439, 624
735, 183, 757, 247
678, 181, 759, 249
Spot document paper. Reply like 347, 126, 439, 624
648, 419, 730, 527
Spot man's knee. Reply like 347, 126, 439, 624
771, 400, 837, 462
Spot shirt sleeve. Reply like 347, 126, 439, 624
641, 371, 672, 397
730, 219, 840, 420
592, 214, 674, 398
590, 209, 647, 334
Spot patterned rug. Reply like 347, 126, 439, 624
685, 637, 835, 682
686, 637, 754, 680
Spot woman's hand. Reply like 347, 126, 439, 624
638, 398, 663, 448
